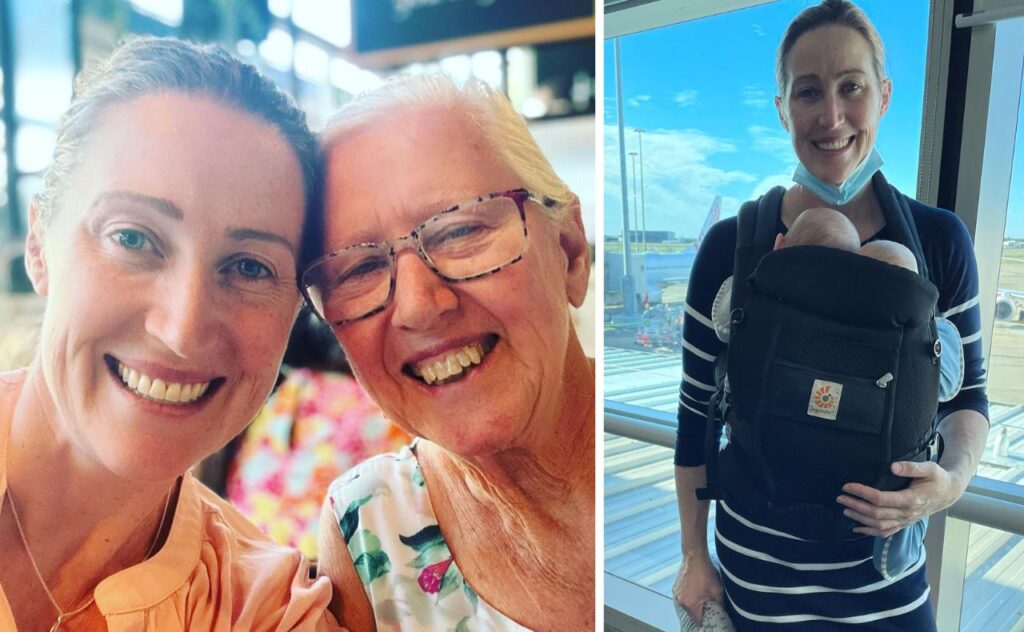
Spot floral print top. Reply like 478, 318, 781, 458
327, 445, 531, 632
227, 368, 409, 558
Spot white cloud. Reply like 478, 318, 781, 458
604, 125, 756, 238
742, 85, 771, 109
745, 126, 797, 200
748, 125, 795, 164
748, 172, 795, 201
674, 90, 698, 107
627, 94, 652, 107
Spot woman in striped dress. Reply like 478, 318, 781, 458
672, 1, 990, 629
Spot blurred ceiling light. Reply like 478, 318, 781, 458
128, 0, 183, 26
506, 46, 537, 117
15, 125, 57, 174
15, 72, 73, 123
293, 0, 352, 48
471, 50, 502, 88
294, 40, 329, 81
259, 28, 294, 72
520, 97, 547, 119
329, 57, 381, 95
268, 0, 291, 19
439, 55, 472, 86
236, 39, 258, 58
571, 71, 594, 111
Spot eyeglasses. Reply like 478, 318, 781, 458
301, 188, 546, 325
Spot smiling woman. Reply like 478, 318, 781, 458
312, 75, 595, 631
0, 37, 335, 631
673, 1, 989, 630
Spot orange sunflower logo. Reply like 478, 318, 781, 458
813, 384, 836, 409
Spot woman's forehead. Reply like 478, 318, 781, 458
787, 26, 875, 76
323, 114, 520, 232
55, 94, 304, 234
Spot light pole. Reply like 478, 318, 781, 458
629, 151, 639, 253
614, 38, 636, 315
634, 128, 646, 251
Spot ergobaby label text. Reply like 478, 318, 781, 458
808, 379, 843, 420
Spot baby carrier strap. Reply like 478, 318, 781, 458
731, 186, 786, 317
871, 172, 929, 281
696, 187, 784, 501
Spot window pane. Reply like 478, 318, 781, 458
985, 19, 1024, 489
605, 436, 718, 599
603, 0, 929, 411
960, 523, 1024, 630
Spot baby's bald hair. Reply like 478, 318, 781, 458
775, 207, 919, 272
859, 240, 918, 272
782, 207, 861, 251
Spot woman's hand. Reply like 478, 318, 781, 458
838, 410, 988, 537
673, 554, 725, 626
837, 460, 965, 537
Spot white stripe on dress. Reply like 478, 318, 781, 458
679, 399, 707, 418
684, 339, 717, 362
719, 500, 807, 541
685, 301, 715, 330
683, 391, 710, 405
683, 372, 717, 392
725, 586, 931, 624
716, 529, 871, 571
939, 295, 979, 319
961, 331, 982, 345
719, 552, 925, 595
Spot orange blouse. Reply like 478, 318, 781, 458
0, 372, 339, 631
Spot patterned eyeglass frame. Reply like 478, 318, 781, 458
301, 188, 550, 325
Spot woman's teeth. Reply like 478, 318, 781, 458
117, 362, 210, 404
411, 343, 485, 385
815, 137, 853, 150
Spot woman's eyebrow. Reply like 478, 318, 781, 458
835, 68, 867, 78
227, 227, 296, 255
792, 68, 866, 84
92, 190, 184, 219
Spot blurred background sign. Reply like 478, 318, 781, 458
350, 0, 594, 67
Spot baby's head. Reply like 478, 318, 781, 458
859, 240, 918, 272
774, 207, 918, 272
775, 207, 860, 252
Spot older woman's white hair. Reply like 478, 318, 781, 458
321, 74, 576, 215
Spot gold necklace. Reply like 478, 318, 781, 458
5, 481, 175, 632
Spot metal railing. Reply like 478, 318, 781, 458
604, 400, 1024, 535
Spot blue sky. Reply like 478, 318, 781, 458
604, 0, 934, 239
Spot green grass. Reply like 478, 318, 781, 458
605, 241, 695, 254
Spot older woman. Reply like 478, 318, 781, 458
0, 37, 335, 630
674, 1, 989, 629
309, 76, 595, 631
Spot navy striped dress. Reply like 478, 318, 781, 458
675, 187, 989, 630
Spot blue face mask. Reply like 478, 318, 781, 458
792, 148, 884, 206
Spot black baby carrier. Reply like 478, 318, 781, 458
696, 176, 944, 541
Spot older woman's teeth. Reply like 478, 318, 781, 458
117, 362, 211, 404
412, 343, 486, 385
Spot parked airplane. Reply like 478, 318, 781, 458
996, 289, 1024, 321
